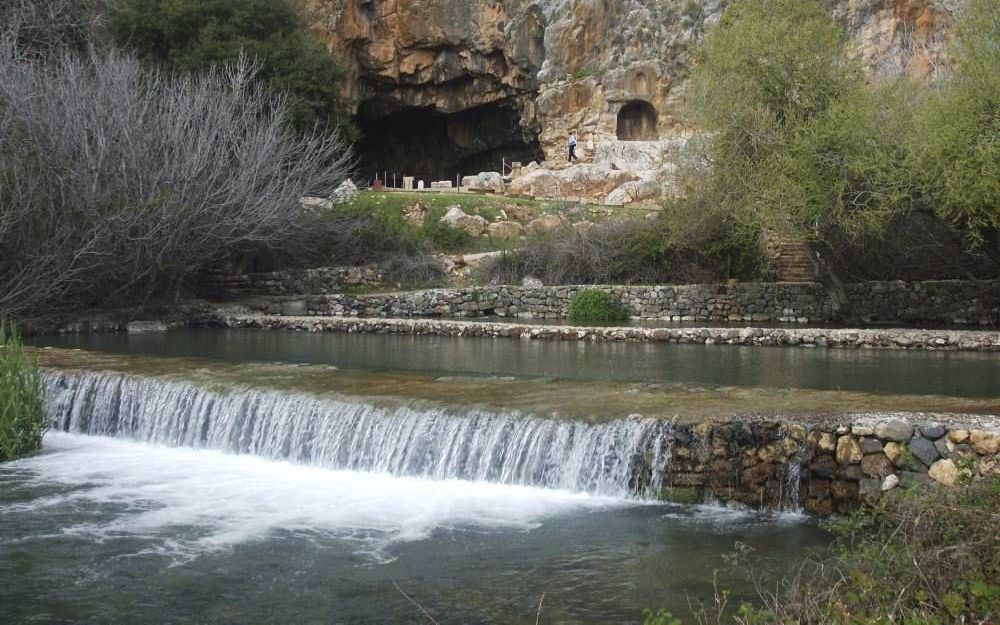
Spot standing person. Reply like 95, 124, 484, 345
568, 132, 578, 163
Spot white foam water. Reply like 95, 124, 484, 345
43, 370, 674, 498
6, 432, 633, 562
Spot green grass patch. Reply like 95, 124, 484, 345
0, 324, 47, 462
567, 290, 629, 325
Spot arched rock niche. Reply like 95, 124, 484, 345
616, 100, 658, 141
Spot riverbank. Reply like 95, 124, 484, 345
201, 312, 1000, 351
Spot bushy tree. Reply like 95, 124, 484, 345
909, 0, 1000, 246
679, 0, 877, 262
109, 0, 350, 133
0, 40, 353, 318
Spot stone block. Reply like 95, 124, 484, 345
875, 420, 914, 442
908, 436, 940, 467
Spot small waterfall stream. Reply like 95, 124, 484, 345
43, 371, 674, 499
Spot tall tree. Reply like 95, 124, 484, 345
110, 0, 351, 134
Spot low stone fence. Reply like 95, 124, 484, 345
672, 417, 1000, 514
202, 314, 1000, 351
236, 279, 1000, 326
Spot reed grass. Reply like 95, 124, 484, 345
0, 323, 46, 461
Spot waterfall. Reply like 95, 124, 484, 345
781, 461, 802, 513
43, 370, 673, 499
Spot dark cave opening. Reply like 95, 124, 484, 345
355, 101, 543, 186
616, 100, 659, 141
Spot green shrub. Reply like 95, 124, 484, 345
0, 324, 46, 462
735, 477, 1000, 623
567, 290, 629, 325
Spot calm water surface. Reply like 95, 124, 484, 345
30, 328, 1000, 398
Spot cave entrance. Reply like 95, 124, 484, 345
355, 101, 543, 185
616, 100, 658, 141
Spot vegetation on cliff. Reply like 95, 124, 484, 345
670, 0, 999, 283
0, 325, 46, 462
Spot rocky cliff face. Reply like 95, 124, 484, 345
300, 0, 955, 181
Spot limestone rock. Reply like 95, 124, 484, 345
605, 178, 661, 206
884, 441, 902, 463
928, 459, 959, 486
464, 171, 504, 193
881, 474, 900, 491
300, 196, 333, 210
949, 429, 970, 444
522, 276, 543, 287
487, 221, 525, 239
440, 206, 488, 236
503, 204, 534, 221
861, 453, 894, 478
818, 432, 837, 452
331, 179, 358, 205
402, 202, 428, 227
970, 431, 1000, 455
875, 420, 914, 443
836, 435, 863, 465
527, 214, 568, 234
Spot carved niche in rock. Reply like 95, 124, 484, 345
616, 100, 658, 141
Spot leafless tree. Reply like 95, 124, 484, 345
0, 37, 354, 319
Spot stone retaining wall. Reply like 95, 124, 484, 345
202, 314, 1000, 351
199, 266, 384, 297
674, 417, 1000, 514
237, 280, 1000, 326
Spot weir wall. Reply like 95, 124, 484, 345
669, 418, 1000, 514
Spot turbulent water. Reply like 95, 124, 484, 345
43, 370, 674, 498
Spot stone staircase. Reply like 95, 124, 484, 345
764, 232, 818, 282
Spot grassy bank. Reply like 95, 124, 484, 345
648, 477, 1000, 624
0, 325, 46, 462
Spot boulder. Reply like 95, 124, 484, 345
920, 423, 946, 440
861, 453, 894, 478
300, 196, 333, 210
605, 178, 661, 206
928, 459, 959, 486
522, 276, 543, 287
487, 221, 525, 239
527, 214, 568, 234
465, 171, 504, 193
875, 420, 914, 442
503, 204, 534, 221
909, 436, 940, 467
836, 435, 863, 465
440, 206, 488, 236
970, 430, 1000, 455
330, 179, 359, 204
860, 438, 884, 455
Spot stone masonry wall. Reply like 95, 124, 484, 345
668, 418, 1000, 515
237, 280, 1000, 326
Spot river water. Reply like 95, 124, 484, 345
4, 329, 997, 622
